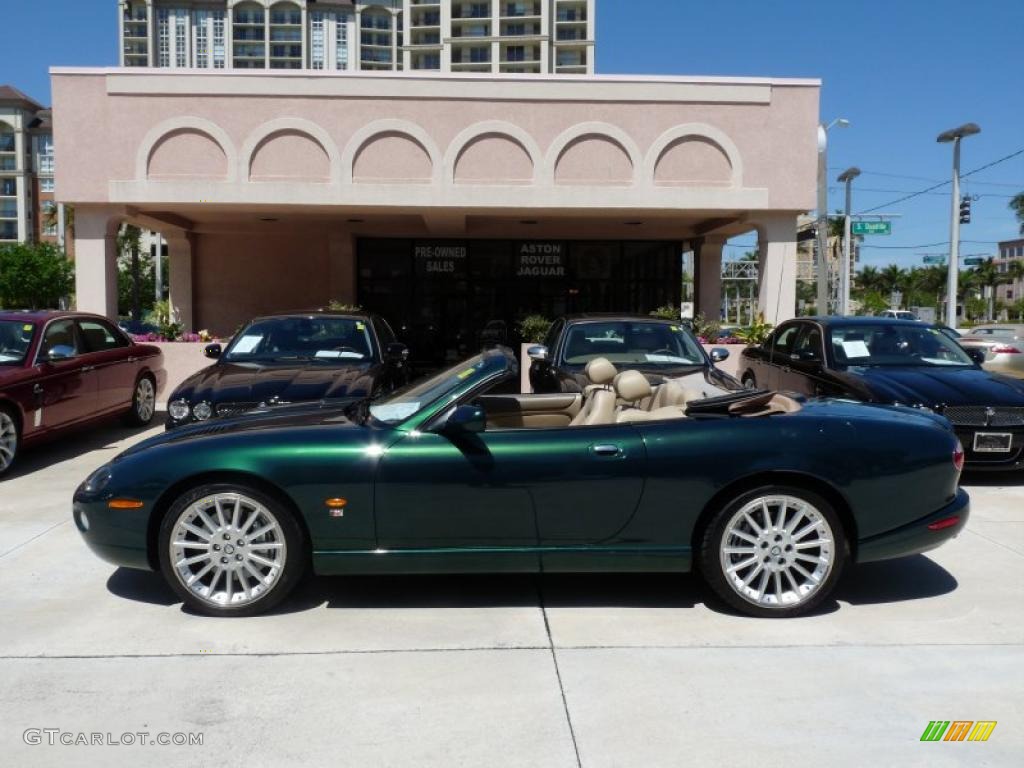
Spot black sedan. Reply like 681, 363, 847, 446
739, 316, 1024, 471
165, 312, 408, 429
528, 314, 740, 396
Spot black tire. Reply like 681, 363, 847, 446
697, 485, 847, 618
158, 483, 307, 617
0, 405, 19, 478
741, 372, 757, 389
124, 374, 157, 426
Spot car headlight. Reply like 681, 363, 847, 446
192, 401, 213, 421
82, 465, 112, 494
168, 399, 191, 421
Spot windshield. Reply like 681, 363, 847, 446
369, 352, 507, 424
0, 320, 35, 365
223, 316, 376, 363
830, 324, 974, 367
560, 321, 705, 369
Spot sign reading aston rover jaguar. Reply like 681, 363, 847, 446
516, 242, 566, 277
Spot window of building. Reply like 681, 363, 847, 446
157, 9, 171, 66
0, 200, 17, 218
337, 13, 350, 69
41, 201, 57, 236
175, 12, 188, 67
233, 2, 267, 68
40, 178, 54, 193
0, 178, 15, 196
0, 124, 15, 153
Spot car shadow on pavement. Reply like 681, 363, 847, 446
5, 419, 160, 481
960, 471, 1024, 487
106, 555, 957, 617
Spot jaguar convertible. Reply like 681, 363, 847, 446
75, 348, 969, 619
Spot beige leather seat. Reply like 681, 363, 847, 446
646, 380, 690, 411
570, 358, 619, 426
614, 370, 686, 423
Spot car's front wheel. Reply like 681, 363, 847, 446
158, 483, 306, 617
0, 407, 19, 478
698, 486, 847, 618
124, 375, 157, 426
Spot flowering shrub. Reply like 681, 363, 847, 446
130, 332, 212, 343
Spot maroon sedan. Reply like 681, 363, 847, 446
0, 311, 166, 476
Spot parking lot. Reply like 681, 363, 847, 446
1, 418, 1022, 767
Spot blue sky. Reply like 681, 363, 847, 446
2, 0, 1021, 269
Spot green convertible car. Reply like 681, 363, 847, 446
74, 347, 969, 618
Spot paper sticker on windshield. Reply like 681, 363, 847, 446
456, 368, 475, 380
842, 340, 871, 358
232, 335, 263, 354
356, 322, 365, 331
315, 350, 363, 360
23, 324, 33, 332
670, 325, 681, 332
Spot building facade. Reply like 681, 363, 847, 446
54, 68, 818, 351
118, 0, 595, 75
0, 85, 60, 247
996, 237, 1024, 307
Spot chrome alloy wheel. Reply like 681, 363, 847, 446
0, 411, 17, 473
134, 378, 156, 422
169, 493, 287, 608
719, 495, 835, 608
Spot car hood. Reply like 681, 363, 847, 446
171, 360, 378, 404
838, 365, 1024, 407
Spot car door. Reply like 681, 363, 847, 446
77, 318, 136, 414
777, 323, 826, 396
33, 319, 98, 431
760, 322, 802, 390
373, 420, 646, 556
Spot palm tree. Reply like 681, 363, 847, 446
879, 264, 907, 300
42, 204, 74, 246
856, 265, 882, 293
1011, 193, 1024, 236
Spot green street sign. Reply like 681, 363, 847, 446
963, 257, 984, 266
852, 221, 892, 236
922, 255, 946, 265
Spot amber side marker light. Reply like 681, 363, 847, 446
326, 498, 348, 518
928, 516, 961, 532
107, 499, 145, 510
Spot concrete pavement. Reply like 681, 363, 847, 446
0, 420, 1021, 767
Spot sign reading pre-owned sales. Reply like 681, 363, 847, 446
517, 243, 566, 278
415, 244, 467, 276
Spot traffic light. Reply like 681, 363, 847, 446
959, 196, 972, 225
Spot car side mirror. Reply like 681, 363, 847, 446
441, 404, 486, 435
44, 344, 76, 363
204, 343, 222, 359
710, 347, 730, 363
527, 344, 549, 363
792, 350, 821, 363
965, 347, 986, 366
385, 342, 409, 363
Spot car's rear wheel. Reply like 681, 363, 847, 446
158, 483, 306, 617
125, 375, 156, 426
0, 408, 19, 477
698, 486, 847, 618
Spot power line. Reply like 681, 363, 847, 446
855, 147, 1024, 215
829, 167, 1023, 188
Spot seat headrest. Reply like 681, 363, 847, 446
614, 370, 652, 402
585, 357, 618, 386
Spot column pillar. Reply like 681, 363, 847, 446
697, 237, 726, 322
755, 214, 799, 325
166, 232, 195, 332
328, 228, 357, 306
74, 206, 121, 319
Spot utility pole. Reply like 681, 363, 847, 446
937, 123, 980, 328
837, 167, 861, 316
817, 119, 849, 316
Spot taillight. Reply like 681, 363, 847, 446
953, 441, 965, 473
991, 345, 1021, 354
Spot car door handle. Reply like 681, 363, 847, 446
80, 365, 95, 372
590, 444, 622, 457
33, 384, 43, 395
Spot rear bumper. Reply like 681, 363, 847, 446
856, 488, 970, 564
953, 427, 1024, 472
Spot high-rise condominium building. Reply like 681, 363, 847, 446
118, 1, 595, 74
0, 85, 58, 247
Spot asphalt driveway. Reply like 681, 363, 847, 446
0, 420, 1021, 767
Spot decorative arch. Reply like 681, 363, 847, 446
643, 123, 743, 188
341, 119, 442, 185
239, 117, 340, 184
541, 122, 642, 187
443, 121, 542, 185
136, 117, 237, 182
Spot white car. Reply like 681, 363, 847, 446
877, 310, 920, 321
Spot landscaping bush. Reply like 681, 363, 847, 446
0, 242, 73, 309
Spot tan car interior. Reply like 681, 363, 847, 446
476, 357, 801, 430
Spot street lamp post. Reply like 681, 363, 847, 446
817, 118, 849, 316
837, 167, 861, 316
937, 123, 981, 329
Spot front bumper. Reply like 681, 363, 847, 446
954, 427, 1024, 472
73, 495, 153, 571
856, 488, 970, 564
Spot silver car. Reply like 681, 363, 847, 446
959, 324, 1024, 379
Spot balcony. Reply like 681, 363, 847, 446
501, 3, 540, 18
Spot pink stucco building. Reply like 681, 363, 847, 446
52, 68, 818, 350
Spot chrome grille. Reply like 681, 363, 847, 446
941, 405, 1024, 428
215, 402, 260, 418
